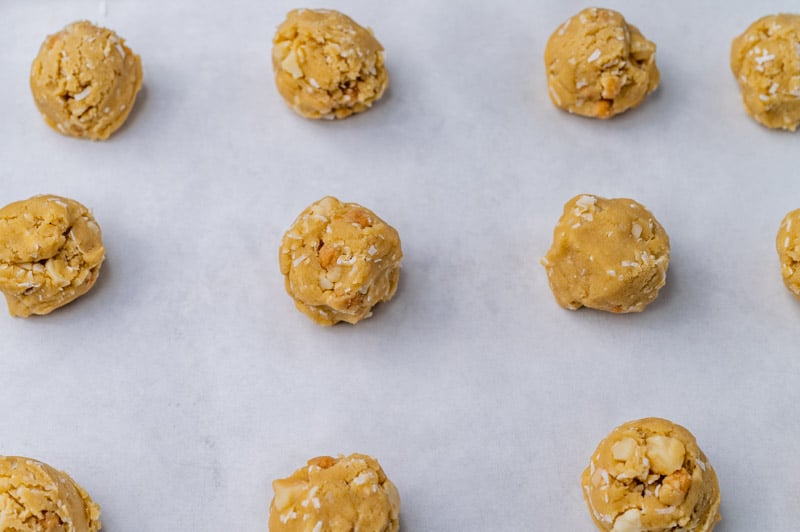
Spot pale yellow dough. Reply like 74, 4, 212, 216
0, 195, 105, 317
0, 456, 101, 532
30, 20, 143, 140
582, 418, 721, 532
279, 196, 401, 326
541, 195, 669, 313
731, 14, 800, 131
272, 9, 388, 119
269, 454, 400, 532
545, 7, 659, 118
777, 208, 800, 298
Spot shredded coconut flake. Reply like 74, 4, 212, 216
292, 254, 308, 267
587, 49, 601, 63
73, 87, 92, 101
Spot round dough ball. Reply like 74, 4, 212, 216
279, 196, 401, 326
0, 455, 101, 532
582, 418, 721, 532
731, 14, 800, 131
272, 9, 388, 119
777, 208, 800, 298
0, 195, 105, 317
30, 20, 143, 140
269, 454, 400, 532
541, 194, 669, 313
545, 7, 659, 118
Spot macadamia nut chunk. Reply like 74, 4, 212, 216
272, 9, 388, 119
582, 418, 721, 532
545, 7, 659, 118
0, 455, 101, 532
30, 20, 143, 140
279, 196, 401, 325
777, 208, 800, 298
269, 454, 400, 532
731, 14, 800, 131
0, 195, 105, 317
541, 195, 669, 313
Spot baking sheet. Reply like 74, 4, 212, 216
2, 1, 800, 530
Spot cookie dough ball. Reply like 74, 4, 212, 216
270, 454, 400, 532
582, 418, 721, 532
545, 7, 659, 118
30, 20, 143, 140
0, 455, 101, 531
731, 14, 800, 131
777, 208, 800, 298
279, 196, 401, 325
0, 195, 105, 317
541, 195, 669, 313
272, 9, 388, 119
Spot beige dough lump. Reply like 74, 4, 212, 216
30, 20, 143, 140
270, 454, 400, 532
777, 208, 800, 298
731, 14, 800, 131
545, 7, 659, 118
272, 9, 388, 119
0, 195, 105, 317
279, 196, 401, 325
582, 418, 721, 532
0, 455, 101, 532
541, 194, 669, 313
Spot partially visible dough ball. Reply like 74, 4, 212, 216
0, 455, 101, 532
279, 196, 402, 326
731, 14, 800, 131
269, 454, 400, 532
581, 418, 721, 532
545, 7, 659, 118
541, 194, 669, 313
777, 208, 800, 298
272, 9, 388, 119
0, 195, 105, 317
30, 20, 143, 140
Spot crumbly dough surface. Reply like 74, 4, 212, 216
582, 418, 721, 532
30, 20, 143, 140
541, 195, 669, 313
777, 208, 800, 298
0, 195, 105, 317
0, 455, 101, 532
279, 196, 401, 325
545, 7, 659, 118
269, 454, 400, 532
731, 14, 800, 131
272, 9, 388, 119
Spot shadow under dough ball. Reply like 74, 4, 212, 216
30, 20, 143, 140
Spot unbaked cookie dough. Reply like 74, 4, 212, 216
269, 454, 400, 532
582, 418, 721, 532
731, 14, 800, 131
30, 20, 143, 140
0, 455, 101, 532
545, 7, 659, 118
272, 9, 388, 119
541, 194, 669, 313
0, 195, 105, 317
777, 208, 800, 298
279, 196, 401, 325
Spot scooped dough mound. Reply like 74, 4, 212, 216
730, 14, 800, 131
541, 194, 669, 313
0, 455, 101, 532
279, 196, 402, 326
777, 208, 800, 298
0, 195, 105, 317
269, 454, 400, 532
582, 418, 721, 532
545, 7, 659, 118
30, 20, 143, 140
272, 9, 388, 119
